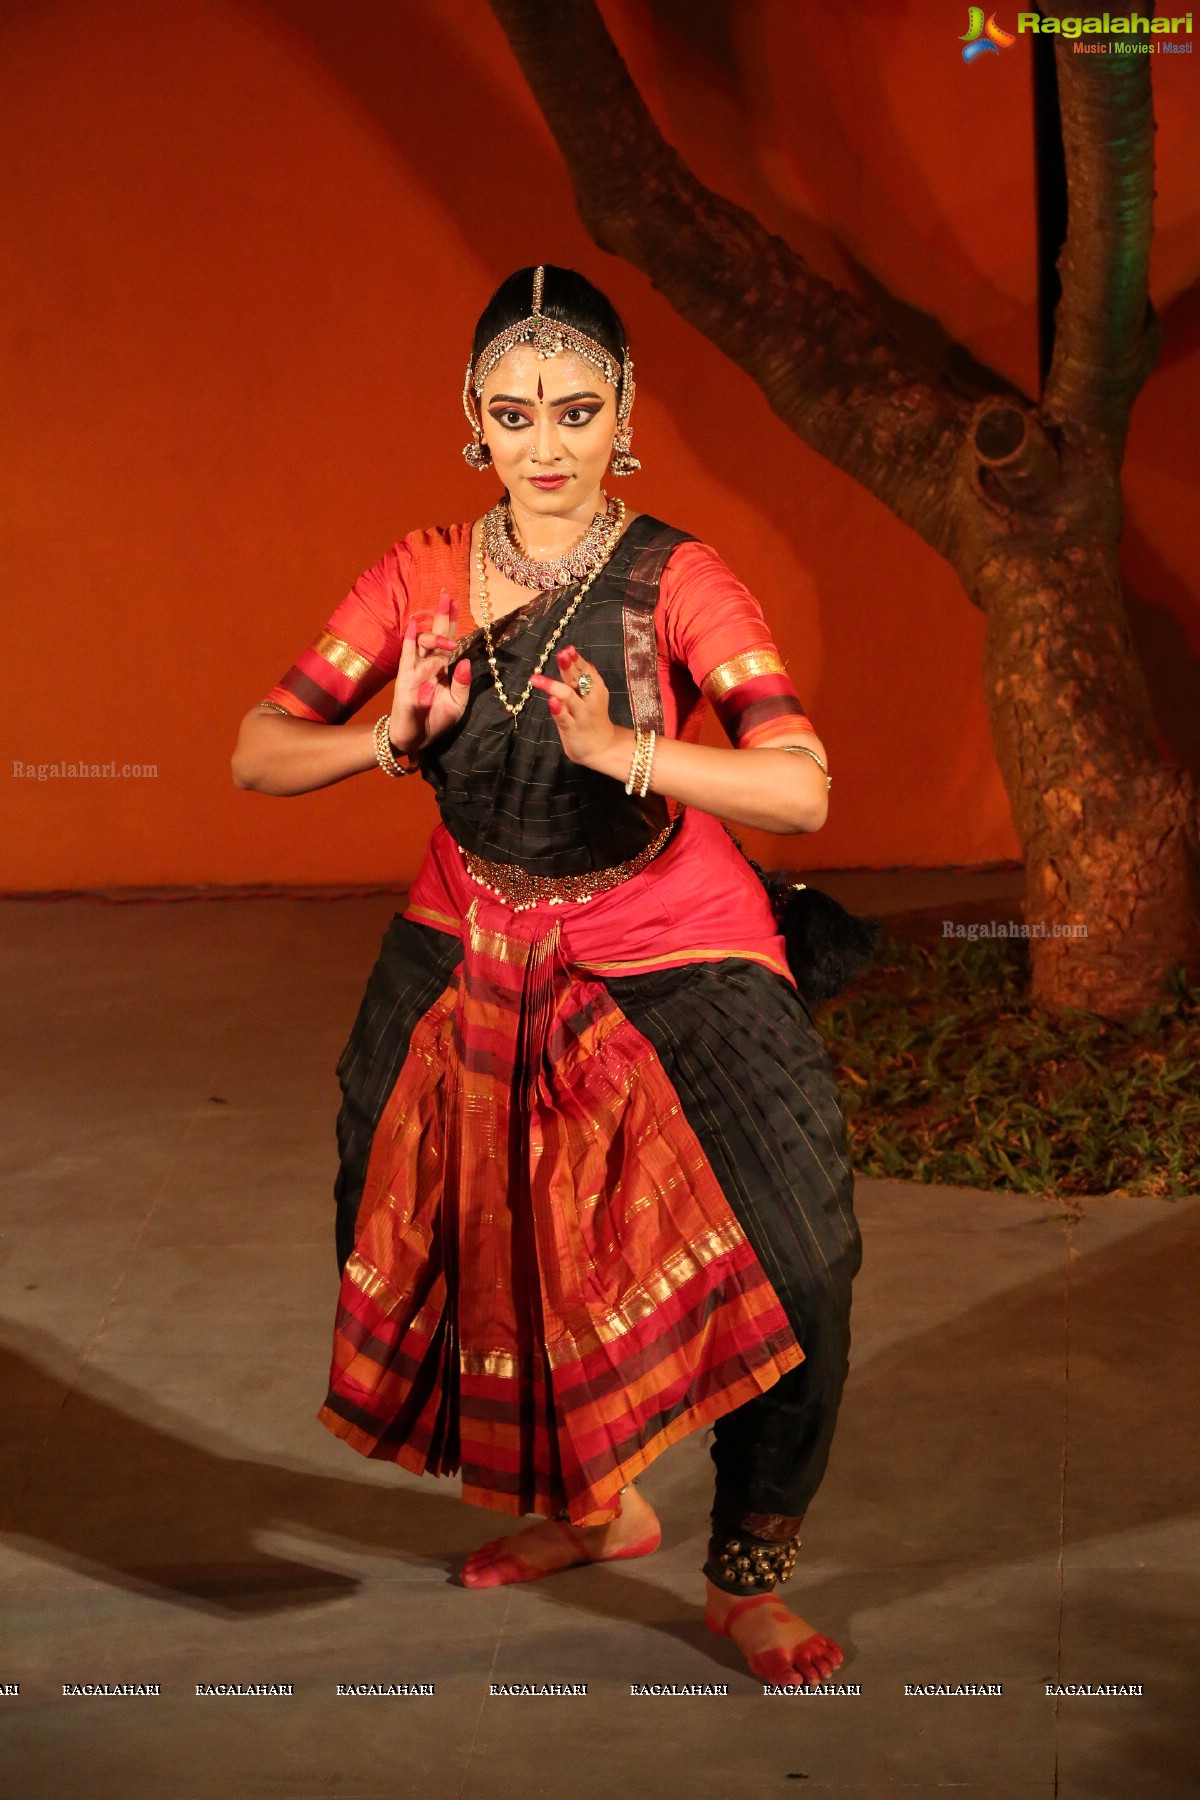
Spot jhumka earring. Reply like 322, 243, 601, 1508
609, 348, 642, 477
461, 363, 493, 469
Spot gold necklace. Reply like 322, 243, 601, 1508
475, 509, 625, 719
483, 493, 624, 591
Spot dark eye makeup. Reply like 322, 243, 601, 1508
487, 402, 605, 431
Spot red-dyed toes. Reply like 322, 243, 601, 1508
462, 1546, 505, 1569
749, 1648, 798, 1685
462, 1563, 508, 1588
461, 1546, 543, 1588
459, 1542, 512, 1586
794, 1635, 843, 1684
463, 1565, 504, 1588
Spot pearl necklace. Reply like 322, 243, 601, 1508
475, 506, 626, 719
482, 493, 625, 591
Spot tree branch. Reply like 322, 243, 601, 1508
488, 0, 988, 559
1039, 2, 1161, 453
971, 399, 1062, 508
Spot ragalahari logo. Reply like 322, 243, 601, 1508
961, 8, 1017, 59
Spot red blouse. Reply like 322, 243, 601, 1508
261, 523, 815, 749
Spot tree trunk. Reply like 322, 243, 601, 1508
488, 0, 1200, 1019
963, 404, 1199, 1015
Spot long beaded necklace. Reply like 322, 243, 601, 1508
482, 492, 624, 591
475, 500, 626, 720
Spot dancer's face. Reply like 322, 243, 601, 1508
479, 346, 617, 517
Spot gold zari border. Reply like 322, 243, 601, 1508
701, 647, 787, 700
545, 1219, 748, 1368
313, 629, 374, 683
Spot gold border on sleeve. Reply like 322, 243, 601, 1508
313, 629, 374, 683
700, 647, 788, 700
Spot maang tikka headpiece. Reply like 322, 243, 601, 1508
461, 265, 641, 475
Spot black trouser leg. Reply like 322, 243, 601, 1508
596, 957, 862, 1596
703, 1248, 856, 1595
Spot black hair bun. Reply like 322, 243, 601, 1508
735, 835, 884, 1005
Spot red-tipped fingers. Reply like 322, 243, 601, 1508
453, 658, 472, 685
558, 645, 597, 676
529, 671, 573, 702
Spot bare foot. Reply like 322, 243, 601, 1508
458, 1484, 662, 1589
705, 1581, 845, 1689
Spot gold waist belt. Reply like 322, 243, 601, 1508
457, 817, 677, 912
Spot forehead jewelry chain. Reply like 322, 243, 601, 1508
475, 503, 625, 720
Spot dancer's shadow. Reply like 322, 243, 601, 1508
0, 1334, 485, 1616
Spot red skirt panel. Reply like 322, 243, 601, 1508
316, 808, 805, 1525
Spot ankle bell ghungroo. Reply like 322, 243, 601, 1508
702, 1514, 803, 1596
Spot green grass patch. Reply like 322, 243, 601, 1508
816, 934, 1200, 1200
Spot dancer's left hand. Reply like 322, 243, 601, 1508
530, 647, 619, 769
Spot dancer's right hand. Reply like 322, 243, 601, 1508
387, 588, 472, 755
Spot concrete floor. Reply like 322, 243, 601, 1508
1, 888, 1196, 1800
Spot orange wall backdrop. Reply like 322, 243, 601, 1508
3, 0, 1198, 889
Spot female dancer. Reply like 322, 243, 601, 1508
232, 266, 862, 1691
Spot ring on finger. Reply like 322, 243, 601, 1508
575, 672, 593, 697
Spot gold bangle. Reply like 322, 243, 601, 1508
778, 743, 831, 789
257, 700, 293, 716
373, 714, 419, 778
635, 728, 652, 793
625, 727, 650, 795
